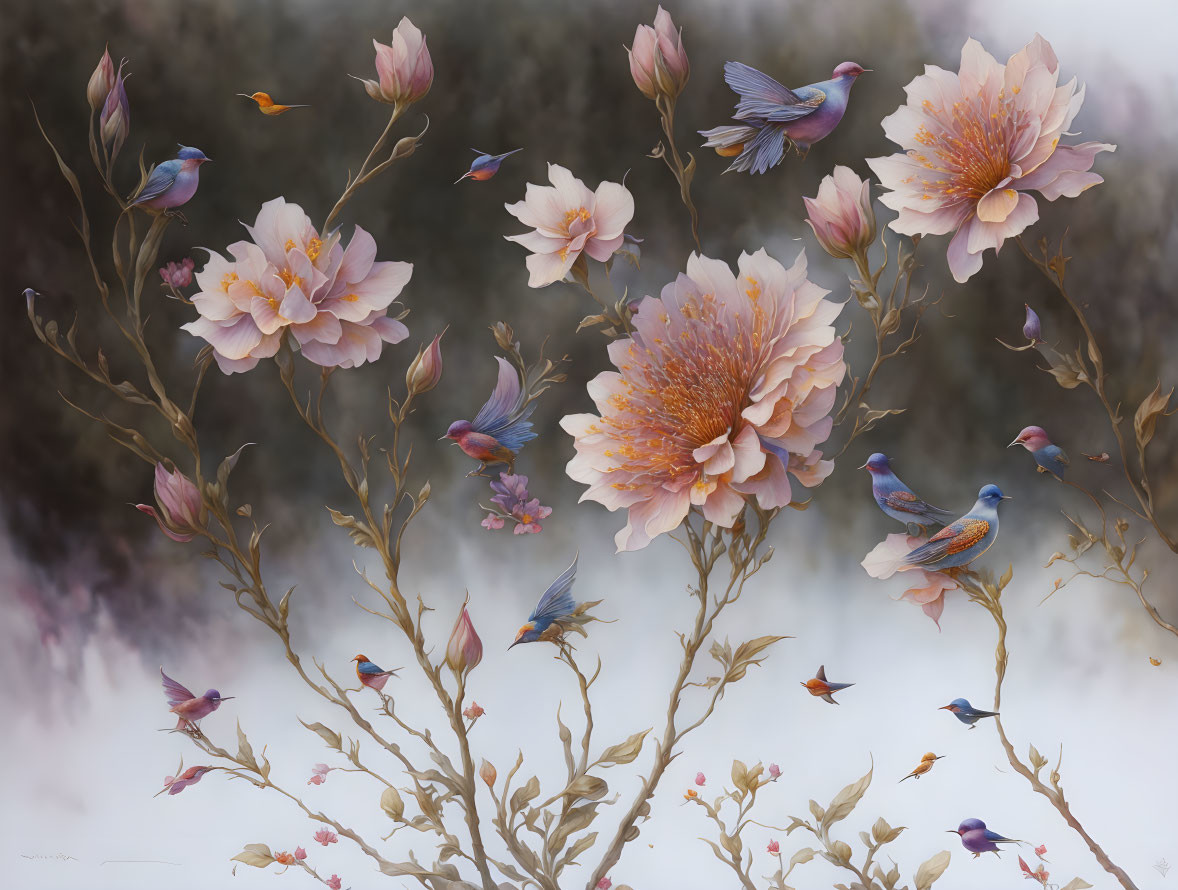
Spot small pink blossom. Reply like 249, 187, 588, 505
308, 763, 333, 786
463, 701, 485, 720
160, 258, 195, 289
135, 462, 205, 543
354, 17, 433, 106
483, 473, 553, 534
804, 166, 877, 260
481, 513, 505, 530
767, 839, 780, 854
1035, 844, 1048, 861
1019, 855, 1049, 885
446, 600, 483, 675
694, 772, 706, 786
627, 6, 690, 101
326, 876, 342, 890
768, 763, 781, 779
294, 847, 307, 861
505, 164, 634, 287
314, 829, 338, 846
862, 533, 960, 628
274, 851, 296, 866
596, 879, 612, 890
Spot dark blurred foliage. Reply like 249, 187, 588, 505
3, 0, 1177, 643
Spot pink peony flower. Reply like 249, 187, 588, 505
862, 533, 960, 628
767, 839, 780, 854
803, 166, 877, 260
446, 600, 483, 675
307, 763, 333, 786
504, 164, 634, 287
597, 879, 613, 890
183, 197, 411, 374
354, 17, 433, 106
326, 875, 342, 890
868, 35, 1114, 283
160, 257, 195, 289
694, 772, 706, 786
314, 829, 338, 846
135, 462, 205, 543
562, 249, 845, 551
294, 847, 307, 861
463, 701, 485, 719
768, 763, 781, 779
627, 6, 690, 101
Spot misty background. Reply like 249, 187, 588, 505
2, 0, 1176, 888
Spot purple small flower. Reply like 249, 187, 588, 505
511, 497, 552, 534
483, 472, 552, 534
1023, 304, 1042, 343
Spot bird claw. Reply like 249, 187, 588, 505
165, 209, 190, 226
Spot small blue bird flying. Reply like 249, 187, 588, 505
455, 148, 522, 183
444, 357, 538, 476
903, 484, 1010, 570
510, 556, 601, 648
861, 453, 953, 531
948, 818, 1025, 857
1009, 426, 1069, 479
129, 145, 211, 211
699, 60, 868, 173
939, 698, 999, 729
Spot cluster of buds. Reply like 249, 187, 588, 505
405, 329, 445, 397
88, 47, 130, 162
803, 165, 878, 261
135, 462, 206, 542
445, 597, 483, 675
354, 17, 433, 107
627, 7, 690, 102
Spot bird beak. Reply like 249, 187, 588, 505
1006, 438, 1021, 447
862, 68, 874, 72
945, 830, 959, 835
220, 696, 235, 701
1002, 495, 1013, 500
454, 172, 470, 184
938, 705, 951, 710
236, 94, 252, 98
857, 462, 867, 470
438, 434, 449, 441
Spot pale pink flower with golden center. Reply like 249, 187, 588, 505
561, 249, 845, 551
862, 533, 960, 628
504, 164, 634, 288
183, 197, 410, 373
867, 34, 1115, 283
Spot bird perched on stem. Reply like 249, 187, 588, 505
237, 91, 308, 115
455, 148, 522, 183
900, 752, 944, 782
699, 60, 868, 173
1008, 426, 1069, 479
160, 667, 232, 732
861, 453, 953, 532
903, 485, 1009, 570
351, 654, 398, 692
948, 818, 1025, 858
129, 146, 210, 212
510, 556, 601, 648
444, 356, 537, 476
801, 665, 854, 704
939, 698, 998, 729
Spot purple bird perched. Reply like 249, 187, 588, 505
903, 485, 1009, 570
444, 357, 537, 477
129, 145, 211, 211
948, 818, 1025, 858
510, 555, 601, 648
455, 148, 522, 183
1009, 426, 1069, 479
160, 666, 232, 732
861, 453, 953, 531
699, 60, 868, 173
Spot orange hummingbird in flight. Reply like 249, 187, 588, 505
238, 91, 308, 115
801, 665, 854, 704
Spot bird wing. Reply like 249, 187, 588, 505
529, 555, 579, 624
723, 61, 802, 106
130, 161, 181, 205
471, 356, 537, 452
736, 86, 826, 124
983, 830, 1019, 843
357, 661, 386, 676
728, 123, 787, 175
904, 518, 990, 565
816, 665, 827, 682
1056, 447, 1070, 466
160, 667, 196, 705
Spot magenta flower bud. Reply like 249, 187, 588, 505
767, 839, 780, 854
445, 598, 483, 675
135, 461, 205, 543
355, 17, 433, 106
694, 772, 706, 786
627, 6, 689, 101
160, 258, 195, 289
294, 847, 307, 861
406, 330, 444, 396
99, 59, 130, 161
768, 762, 781, 779
803, 165, 877, 260
87, 46, 116, 113
1023, 304, 1042, 343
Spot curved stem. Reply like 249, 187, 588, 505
655, 94, 702, 252
323, 104, 404, 232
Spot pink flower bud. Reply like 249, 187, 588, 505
803, 166, 877, 261
406, 330, 445, 396
294, 847, 307, 861
356, 17, 433, 106
694, 772, 706, 786
596, 879, 612, 890
135, 462, 205, 542
159, 258, 195, 289
327, 876, 342, 890
627, 6, 689, 101
767, 839, 780, 854
768, 763, 781, 779
87, 46, 116, 113
479, 759, 497, 787
314, 829, 338, 846
445, 599, 483, 675
463, 701, 485, 720
99, 59, 130, 162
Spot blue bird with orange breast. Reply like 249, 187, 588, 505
903, 484, 1009, 570
455, 148, 522, 183
939, 697, 999, 729
445, 357, 537, 477
861, 453, 953, 531
510, 556, 601, 648
351, 654, 398, 692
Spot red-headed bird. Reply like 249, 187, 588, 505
444, 357, 537, 476
351, 654, 398, 691
160, 666, 232, 731
802, 665, 854, 704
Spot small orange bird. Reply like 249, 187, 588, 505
801, 664, 854, 704
238, 91, 308, 115
900, 752, 944, 782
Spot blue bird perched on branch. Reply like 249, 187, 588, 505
903, 485, 1010, 570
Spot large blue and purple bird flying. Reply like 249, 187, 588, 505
948, 818, 1025, 858
903, 484, 1009, 570
129, 145, 211, 211
862, 453, 953, 531
510, 556, 600, 648
444, 357, 537, 477
699, 60, 868, 173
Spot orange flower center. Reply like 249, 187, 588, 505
220, 271, 238, 290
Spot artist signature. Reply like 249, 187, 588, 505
19, 853, 78, 862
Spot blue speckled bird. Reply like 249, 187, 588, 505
861, 453, 953, 531
948, 818, 1025, 857
444, 357, 537, 477
903, 485, 1009, 570
1009, 426, 1069, 479
939, 698, 999, 729
699, 60, 868, 173
129, 145, 211, 211
510, 556, 601, 648
455, 148, 522, 183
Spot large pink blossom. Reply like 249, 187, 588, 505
561, 249, 845, 551
862, 533, 959, 627
867, 34, 1114, 283
504, 164, 634, 287
183, 197, 411, 373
